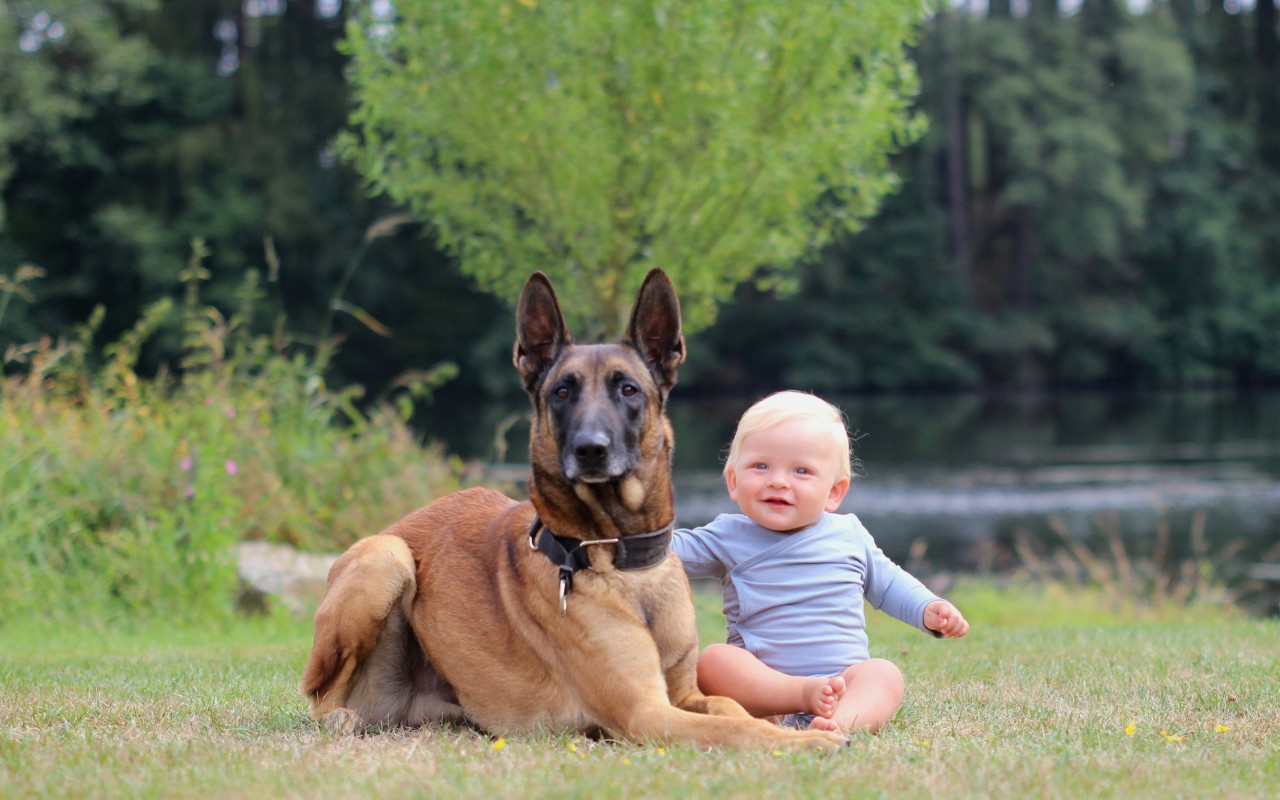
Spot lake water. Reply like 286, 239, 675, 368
432, 389, 1280, 584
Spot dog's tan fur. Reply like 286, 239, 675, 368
300, 270, 844, 751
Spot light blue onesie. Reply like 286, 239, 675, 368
671, 512, 942, 678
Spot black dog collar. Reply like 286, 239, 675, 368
528, 516, 673, 615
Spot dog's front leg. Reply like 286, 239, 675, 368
672, 689, 755, 720
609, 688, 846, 751
658, 640, 754, 720
572, 618, 842, 751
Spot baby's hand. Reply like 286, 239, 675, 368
924, 600, 969, 638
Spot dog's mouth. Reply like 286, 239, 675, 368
563, 458, 635, 484
574, 473, 620, 484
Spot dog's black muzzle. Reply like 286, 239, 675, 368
562, 423, 635, 482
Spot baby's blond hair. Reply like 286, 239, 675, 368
723, 391, 852, 480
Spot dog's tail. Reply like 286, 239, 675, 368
300, 534, 417, 717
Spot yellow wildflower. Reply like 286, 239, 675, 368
1215, 724, 1230, 733
492, 738, 506, 751
1124, 721, 1136, 737
657, 747, 666, 755
566, 742, 577, 753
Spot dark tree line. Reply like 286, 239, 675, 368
695, 0, 1280, 392
3, 1, 1279, 411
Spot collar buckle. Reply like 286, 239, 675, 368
529, 516, 673, 615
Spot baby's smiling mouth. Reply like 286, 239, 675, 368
763, 497, 792, 507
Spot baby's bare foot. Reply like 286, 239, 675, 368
808, 715, 841, 733
801, 675, 847, 718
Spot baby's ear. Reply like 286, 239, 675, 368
826, 477, 851, 512
724, 467, 739, 501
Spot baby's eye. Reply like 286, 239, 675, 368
751, 462, 768, 471
795, 467, 811, 476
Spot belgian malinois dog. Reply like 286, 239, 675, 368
300, 270, 844, 751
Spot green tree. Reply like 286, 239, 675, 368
339, 0, 928, 338
0, 0, 160, 232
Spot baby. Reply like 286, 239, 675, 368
671, 391, 969, 733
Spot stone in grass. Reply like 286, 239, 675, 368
236, 541, 335, 617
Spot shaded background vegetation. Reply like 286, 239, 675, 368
2, 0, 1279, 412
2, 0, 1279, 625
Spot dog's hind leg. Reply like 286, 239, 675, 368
345, 605, 465, 729
300, 535, 428, 729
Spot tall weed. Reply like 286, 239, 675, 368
0, 249, 467, 627
1011, 511, 1245, 616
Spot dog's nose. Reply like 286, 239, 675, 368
572, 431, 611, 468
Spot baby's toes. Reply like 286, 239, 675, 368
829, 676, 847, 702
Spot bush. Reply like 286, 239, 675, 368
0, 258, 467, 627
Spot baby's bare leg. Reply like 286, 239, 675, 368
696, 644, 845, 720
809, 658, 904, 734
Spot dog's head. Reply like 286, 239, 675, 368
514, 269, 685, 486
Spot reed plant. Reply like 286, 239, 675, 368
1010, 512, 1256, 617
0, 249, 466, 628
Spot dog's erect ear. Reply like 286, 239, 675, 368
514, 272, 572, 391
626, 268, 685, 393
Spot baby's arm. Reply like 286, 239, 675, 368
860, 530, 967, 639
923, 599, 969, 638
670, 525, 728, 579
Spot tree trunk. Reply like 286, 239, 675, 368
1013, 204, 1035, 315
1013, 204, 1040, 388
942, 10, 973, 302
1257, 0, 1280, 167
1031, 0, 1059, 23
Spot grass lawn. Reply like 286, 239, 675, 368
1, 583, 1277, 799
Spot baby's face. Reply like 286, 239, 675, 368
725, 418, 850, 533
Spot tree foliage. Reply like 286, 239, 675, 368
0, 0, 491, 405
4, 1, 1280, 406
339, 0, 928, 337
695, 0, 1280, 392
0, 0, 161, 231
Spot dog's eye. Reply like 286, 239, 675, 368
554, 386, 571, 400
620, 384, 639, 398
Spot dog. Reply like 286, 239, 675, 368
300, 269, 844, 751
